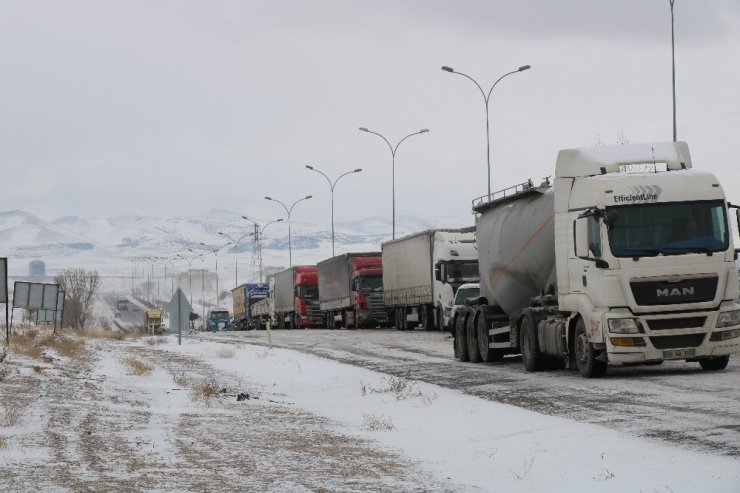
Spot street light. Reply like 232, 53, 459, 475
264, 196, 312, 266
200, 242, 228, 308
243, 216, 284, 282
358, 127, 428, 239
218, 231, 251, 288
305, 165, 362, 256
174, 254, 196, 308
441, 63, 531, 200
188, 248, 208, 326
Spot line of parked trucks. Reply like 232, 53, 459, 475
229, 142, 740, 377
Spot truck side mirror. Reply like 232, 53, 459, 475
434, 264, 442, 281
574, 217, 590, 258
736, 209, 740, 232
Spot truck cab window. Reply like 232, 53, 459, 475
588, 215, 602, 257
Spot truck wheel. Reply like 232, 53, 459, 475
422, 305, 435, 331
403, 307, 415, 330
477, 312, 503, 363
699, 356, 730, 371
466, 314, 481, 363
520, 313, 544, 372
455, 314, 469, 362
574, 318, 607, 378
395, 308, 404, 331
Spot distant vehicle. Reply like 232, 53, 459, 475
206, 308, 231, 332
117, 299, 129, 310
382, 229, 479, 331
448, 283, 480, 332
231, 283, 270, 330
273, 266, 323, 329
145, 309, 163, 334
317, 252, 387, 329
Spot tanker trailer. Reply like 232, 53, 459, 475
457, 142, 740, 378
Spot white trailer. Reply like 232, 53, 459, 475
382, 229, 479, 330
455, 142, 740, 377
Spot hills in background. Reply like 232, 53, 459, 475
0, 209, 473, 285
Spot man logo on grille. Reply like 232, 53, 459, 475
657, 287, 695, 297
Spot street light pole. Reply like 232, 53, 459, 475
200, 243, 227, 308
441, 64, 531, 201
358, 127, 429, 239
669, 0, 677, 142
218, 231, 251, 288
175, 254, 196, 307
264, 196, 312, 266
305, 165, 362, 256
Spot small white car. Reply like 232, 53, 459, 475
447, 283, 480, 332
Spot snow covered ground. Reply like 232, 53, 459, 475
1, 329, 738, 492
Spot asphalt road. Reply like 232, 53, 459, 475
102, 294, 144, 330
198, 327, 740, 458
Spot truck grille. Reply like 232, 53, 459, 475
630, 276, 717, 306
649, 334, 706, 349
367, 293, 387, 321
306, 302, 323, 322
646, 317, 707, 331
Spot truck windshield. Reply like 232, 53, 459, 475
454, 286, 480, 305
607, 200, 728, 257
210, 311, 229, 319
446, 261, 479, 283
359, 276, 382, 292
297, 285, 319, 299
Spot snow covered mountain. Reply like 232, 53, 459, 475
1, 209, 472, 283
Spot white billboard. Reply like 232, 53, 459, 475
13, 281, 30, 308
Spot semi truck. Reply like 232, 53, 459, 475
273, 265, 323, 329
145, 309, 162, 334
454, 141, 740, 377
382, 229, 479, 331
206, 308, 231, 332
317, 252, 387, 329
231, 282, 270, 330
251, 296, 273, 329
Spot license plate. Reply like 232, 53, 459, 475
662, 348, 696, 360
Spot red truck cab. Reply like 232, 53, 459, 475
293, 266, 322, 328
349, 258, 385, 327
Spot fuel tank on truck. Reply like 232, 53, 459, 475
474, 183, 556, 317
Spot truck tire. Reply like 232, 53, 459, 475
325, 313, 333, 330
403, 307, 415, 330
699, 356, 730, 371
436, 305, 445, 332
422, 305, 435, 331
395, 308, 404, 331
466, 313, 481, 363
455, 313, 469, 362
520, 313, 545, 372
574, 318, 607, 378
477, 310, 503, 363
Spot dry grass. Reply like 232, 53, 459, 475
2, 406, 23, 427
43, 334, 86, 359
31, 365, 42, 373
76, 328, 129, 340
120, 355, 154, 376
191, 377, 221, 406
214, 347, 236, 359
361, 413, 395, 431
0, 436, 6, 449
360, 376, 436, 405
0, 365, 9, 382
145, 336, 168, 346
172, 371, 189, 388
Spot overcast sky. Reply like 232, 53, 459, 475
2, 1, 739, 228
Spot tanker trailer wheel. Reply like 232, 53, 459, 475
574, 318, 607, 378
520, 313, 544, 372
455, 312, 469, 362
477, 310, 503, 363
699, 356, 730, 371
466, 313, 481, 363
395, 308, 404, 331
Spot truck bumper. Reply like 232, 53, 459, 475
606, 331, 740, 363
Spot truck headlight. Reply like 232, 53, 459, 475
716, 310, 740, 328
710, 328, 740, 341
608, 318, 641, 334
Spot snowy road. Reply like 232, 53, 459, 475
201, 328, 740, 458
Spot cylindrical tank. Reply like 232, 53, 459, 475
476, 187, 556, 317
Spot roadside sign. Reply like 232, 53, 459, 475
0, 258, 7, 303
167, 288, 191, 345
